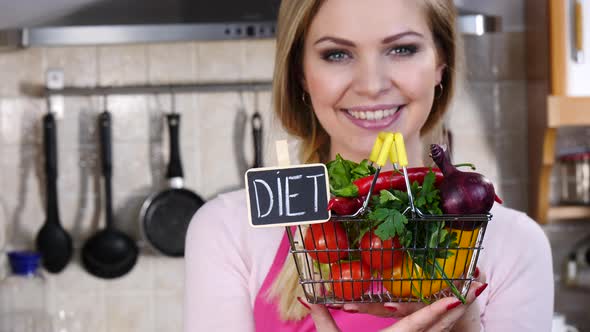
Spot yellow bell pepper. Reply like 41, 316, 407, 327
442, 227, 480, 278
382, 228, 480, 299
382, 255, 445, 298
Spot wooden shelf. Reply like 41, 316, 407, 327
548, 96, 590, 127
534, 96, 590, 224
548, 206, 590, 221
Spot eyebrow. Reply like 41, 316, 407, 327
314, 31, 424, 46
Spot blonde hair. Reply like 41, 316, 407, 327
268, 0, 459, 321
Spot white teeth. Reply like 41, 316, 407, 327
374, 110, 384, 120
346, 106, 402, 120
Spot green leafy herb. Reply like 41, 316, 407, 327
371, 208, 407, 239
412, 222, 459, 276
367, 190, 412, 246
379, 190, 400, 204
350, 159, 376, 181
326, 154, 376, 197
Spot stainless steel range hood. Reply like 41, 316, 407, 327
0, 0, 500, 48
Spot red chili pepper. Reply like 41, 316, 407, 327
353, 167, 444, 196
328, 167, 503, 215
327, 196, 365, 215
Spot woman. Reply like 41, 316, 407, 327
184, 0, 554, 331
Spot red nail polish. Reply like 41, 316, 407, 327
473, 267, 480, 279
446, 301, 462, 311
475, 283, 488, 297
385, 306, 398, 313
343, 309, 358, 314
297, 297, 311, 310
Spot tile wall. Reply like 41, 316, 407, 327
0, 3, 545, 330
450, 32, 529, 212
0, 40, 278, 332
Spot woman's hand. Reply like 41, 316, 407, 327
301, 270, 487, 332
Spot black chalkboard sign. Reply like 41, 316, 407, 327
245, 164, 331, 227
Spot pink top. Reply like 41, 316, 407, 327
184, 189, 554, 331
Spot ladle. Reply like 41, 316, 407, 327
82, 111, 138, 279
36, 112, 73, 273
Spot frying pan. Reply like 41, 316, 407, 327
139, 113, 205, 257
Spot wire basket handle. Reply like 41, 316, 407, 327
391, 133, 419, 217
337, 132, 419, 218
376, 132, 417, 215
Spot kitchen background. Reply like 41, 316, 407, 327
0, 0, 589, 331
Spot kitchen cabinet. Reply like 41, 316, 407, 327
529, 0, 590, 224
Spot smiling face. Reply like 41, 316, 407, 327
302, 0, 446, 165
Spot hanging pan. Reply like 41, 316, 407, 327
139, 107, 205, 257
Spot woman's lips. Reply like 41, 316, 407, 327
341, 105, 404, 130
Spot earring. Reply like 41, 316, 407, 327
301, 92, 310, 107
435, 83, 444, 99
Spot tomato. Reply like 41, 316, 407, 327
330, 261, 372, 300
382, 255, 445, 299
360, 230, 403, 272
303, 221, 349, 264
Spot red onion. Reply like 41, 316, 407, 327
430, 144, 495, 216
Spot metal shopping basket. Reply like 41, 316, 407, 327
286, 133, 491, 304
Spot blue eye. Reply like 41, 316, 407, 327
321, 50, 351, 62
389, 45, 418, 56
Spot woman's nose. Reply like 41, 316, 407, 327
353, 57, 392, 98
